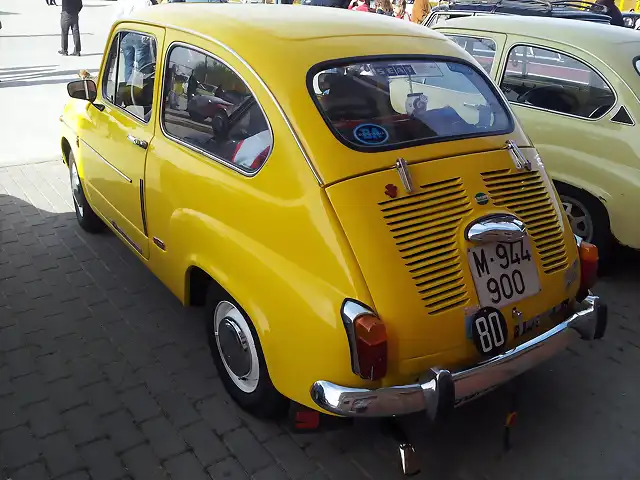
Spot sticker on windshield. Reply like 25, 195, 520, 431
353, 124, 389, 145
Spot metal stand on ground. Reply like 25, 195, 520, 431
380, 418, 421, 476
503, 378, 520, 451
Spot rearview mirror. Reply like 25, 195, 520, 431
67, 79, 97, 102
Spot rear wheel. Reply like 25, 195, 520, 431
556, 182, 612, 261
69, 152, 104, 233
205, 288, 288, 418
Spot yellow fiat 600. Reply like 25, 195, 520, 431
60, 4, 607, 422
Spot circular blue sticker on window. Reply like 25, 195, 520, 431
353, 124, 389, 145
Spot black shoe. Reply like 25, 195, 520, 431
58, 50, 68, 56
70, 51, 81, 57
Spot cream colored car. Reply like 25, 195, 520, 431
434, 15, 640, 259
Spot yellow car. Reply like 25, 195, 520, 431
433, 15, 640, 259
60, 4, 606, 423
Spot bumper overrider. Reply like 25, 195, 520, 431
311, 295, 607, 419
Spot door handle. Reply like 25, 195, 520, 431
127, 134, 148, 150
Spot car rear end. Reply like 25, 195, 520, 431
293, 46, 606, 417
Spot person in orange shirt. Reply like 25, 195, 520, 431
411, 0, 431, 23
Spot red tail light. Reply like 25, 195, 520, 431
354, 315, 388, 381
579, 240, 598, 291
250, 146, 270, 170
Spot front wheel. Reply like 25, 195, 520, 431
205, 289, 288, 418
69, 152, 104, 233
556, 182, 612, 261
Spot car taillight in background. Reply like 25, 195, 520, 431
578, 238, 598, 291
341, 300, 388, 381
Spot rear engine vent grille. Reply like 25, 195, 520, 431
482, 169, 568, 274
380, 178, 472, 315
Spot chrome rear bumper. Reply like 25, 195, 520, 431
311, 295, 607, 419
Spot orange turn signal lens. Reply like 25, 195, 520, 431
354, 315, 387, 346
579, 241, 599, 263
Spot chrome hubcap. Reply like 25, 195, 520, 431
214, 301, 259, 393
561, 196, 593, 241
70, 163, 84, 217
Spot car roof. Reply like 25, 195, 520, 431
127, 3, 444, 42
438, 15, 640, 54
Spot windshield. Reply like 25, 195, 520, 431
308, 58, 513, 151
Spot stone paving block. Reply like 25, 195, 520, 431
104, 361, 142, 393
5, 347, 36, 378
156, 390, 200, 430
121, 444, 169, 480
13, 372, 48, 407
197, 396, 242, 435
79, 439, 125, 480
120, 386, 162, 423
164, 452, 210, 480
10, 462, 49, 480
41, 431, 85, 477
180, 421, 229, 467
207, 457, 249, 480
82, 381, 122, 417
0, 425, 40, 470
0, 394, 26, 432
223, 428, 275, 475
56, 333, 90, 363
26, 401, 64, 438
48, 377, 88, 412
265, 435, 318, 479
153, 344, 189, 374
174, 369, 218, 402
252, 464, 290, 480
101, 409, 145, 454
68, 357, 104, 389
57, 471, 91, 480
140, 416, 188, 460
62, 405, 105, 446
136, 362, 174, 395
0, 325, 22, 352
37, 351, 68, 383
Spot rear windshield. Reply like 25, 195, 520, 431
308, 57, 513, 151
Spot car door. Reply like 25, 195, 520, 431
81, 24, 165, 259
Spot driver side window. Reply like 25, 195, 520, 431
161, 45, 273, 174
500, 44, 615, 119
101, 31, 158, 123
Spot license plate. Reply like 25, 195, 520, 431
467, 238, 540, 309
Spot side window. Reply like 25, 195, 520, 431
501, 45, 615, 119
100, 31, 158, 123
447, 35, 496, 74
161, 45, 272, 173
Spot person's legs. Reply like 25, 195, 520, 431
121, 36, 135, 83
59, 12, 70, 54
70, 13, 81, 55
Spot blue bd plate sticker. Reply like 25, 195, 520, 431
353, 124, 389, 145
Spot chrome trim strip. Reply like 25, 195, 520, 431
80, 139, 133, 183
156, 32, 322, 184
111, 220, 143, 255
500, 42, 618, 122
159, 41, 273, 179
153, 237, 166, 251
139, 179, 148, 237
311, 295, 604, 418
340, 300, 375, 378
465, 214, 526, 243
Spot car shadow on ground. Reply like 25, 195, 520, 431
1, 186, 638, 480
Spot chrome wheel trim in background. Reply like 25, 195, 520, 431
70, 162, 84, 217
561, 195, 593, 242
214, 300, 260, 393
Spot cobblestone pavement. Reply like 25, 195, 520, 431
0, 161, 639, 480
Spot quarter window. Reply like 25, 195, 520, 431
501, 45, 615, 119
447, 35, 496, 74
101, 31, 158, 123
161, 45, 272, 173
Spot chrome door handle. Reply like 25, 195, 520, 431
127, 134, 148, 150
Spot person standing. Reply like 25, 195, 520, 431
113, 0, 156, 83
59, 0, 82, 56
594, 0, 625, 26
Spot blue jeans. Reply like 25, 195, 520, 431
121, 34, 152, 84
